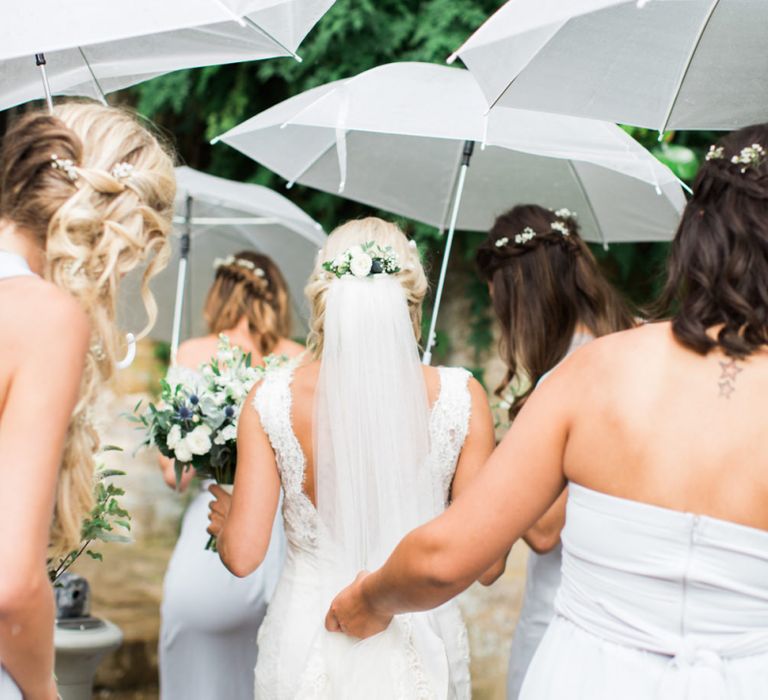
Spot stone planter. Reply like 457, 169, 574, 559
54, 618, 123, 700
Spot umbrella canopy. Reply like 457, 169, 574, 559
215, 62, 685, 245
450, 0, 768, 131
0, 0, 333, 110
119, 166, 326, 346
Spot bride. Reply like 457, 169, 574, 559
207, 217, 503, 698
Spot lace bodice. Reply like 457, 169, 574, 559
253, 365, 472, 554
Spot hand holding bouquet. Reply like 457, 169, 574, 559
133, 335, 287, 549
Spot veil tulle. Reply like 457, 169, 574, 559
297, 273, 453, 698
315, 274, 439, 591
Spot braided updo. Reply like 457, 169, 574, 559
0, 101, 175, 556
203, 251, 291, 355
657, 122, 768, 359
477, 204, 633, 419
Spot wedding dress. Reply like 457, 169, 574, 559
0, 250, 35, 700
520, 484, 768, 699
251, 274, 473, 700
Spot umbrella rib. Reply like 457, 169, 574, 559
243, 16, 302, 62
285, 134, 339, 188
658, 0, 720, 134
566, 160, 607, 249
77, 47, 108, 105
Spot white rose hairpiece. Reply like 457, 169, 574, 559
213, 255, 265, 277
322, 241, 401, 279
50, 153, 78, 181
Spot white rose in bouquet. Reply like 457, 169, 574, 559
167, 424, 182, 450
214, 424, 238, 446
174, 439, 193, 464
186, 425, 213, 456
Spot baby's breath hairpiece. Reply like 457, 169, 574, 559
323, 242, 401, 279
550, 221, 571, 237
50, 153, 78, 182
731, 144, 766, 173
111, 162, 135, 181
514, 227, 536, 245
705, 145, 724, 162
494, 236, 509, 248
213, 255, 265, 277
554, 208, 577, 219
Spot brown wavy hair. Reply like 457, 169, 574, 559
656, 123, 768, 358
0, 102, 175, 556
476, 204, 634, 418
204, 250, 292, 355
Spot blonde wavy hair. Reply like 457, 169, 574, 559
305, 217, 427, 358
0, 101, 175, 557
204, 250, 292, 355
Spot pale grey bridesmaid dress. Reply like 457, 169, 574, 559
0, 250, 35, 700
158, 476, 286, 699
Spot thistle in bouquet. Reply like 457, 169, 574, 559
132, 335, 287, 549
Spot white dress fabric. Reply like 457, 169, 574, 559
506, 332, 593, 699
252, 364, 473, 700
159, 466, 286, 697
520, 483, 768, 699
0, 251, 33, 700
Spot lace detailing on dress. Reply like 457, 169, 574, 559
253, 364, 317, 552
429, 367, 472, 506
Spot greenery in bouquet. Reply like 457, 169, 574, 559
48, 458, 131, 584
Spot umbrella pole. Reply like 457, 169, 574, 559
35, 53, 54, 112
170, 195, 193, 366
422, 140, 475, 365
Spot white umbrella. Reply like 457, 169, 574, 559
0, 0, 334, 111
213, 62, 686, 362
119, 166, 326, 363
450, 0, 768, 131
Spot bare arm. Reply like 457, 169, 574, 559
523, 489, 567, 554
448, 377, 508, 585
327, 365, 573, 638
0, 288, 89, 699
209, 386, 281, 578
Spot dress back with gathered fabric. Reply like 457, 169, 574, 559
0, 250, 35, 700
519, 483, 768, 700
253, 362, 473, 700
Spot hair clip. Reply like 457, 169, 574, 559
551, 221, 570, 237
51, 154, 78, 182
494, 236, 509, 248
514, 228, 536, 245
705, 145, 724, 162
731, 144, 766, 173
111, 162, 135, 180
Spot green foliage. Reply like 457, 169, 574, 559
48, 467, 132, 583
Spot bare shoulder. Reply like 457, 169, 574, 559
7, 278, 89, 349
176, 335, 219, 368
274, 338, 306, 359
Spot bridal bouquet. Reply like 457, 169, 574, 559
132, 335, 287, 549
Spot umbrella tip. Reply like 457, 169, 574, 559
293, 53, 303, 64
210, 136, 221, 145
446, 52, 458, 65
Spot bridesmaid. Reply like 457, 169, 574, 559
0, 103, 174, 700
329, 123, 768, 699
158, 251, 303, 700
474, 205, 633, 699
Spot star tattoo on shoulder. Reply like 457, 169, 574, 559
718, 358, 743, 399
